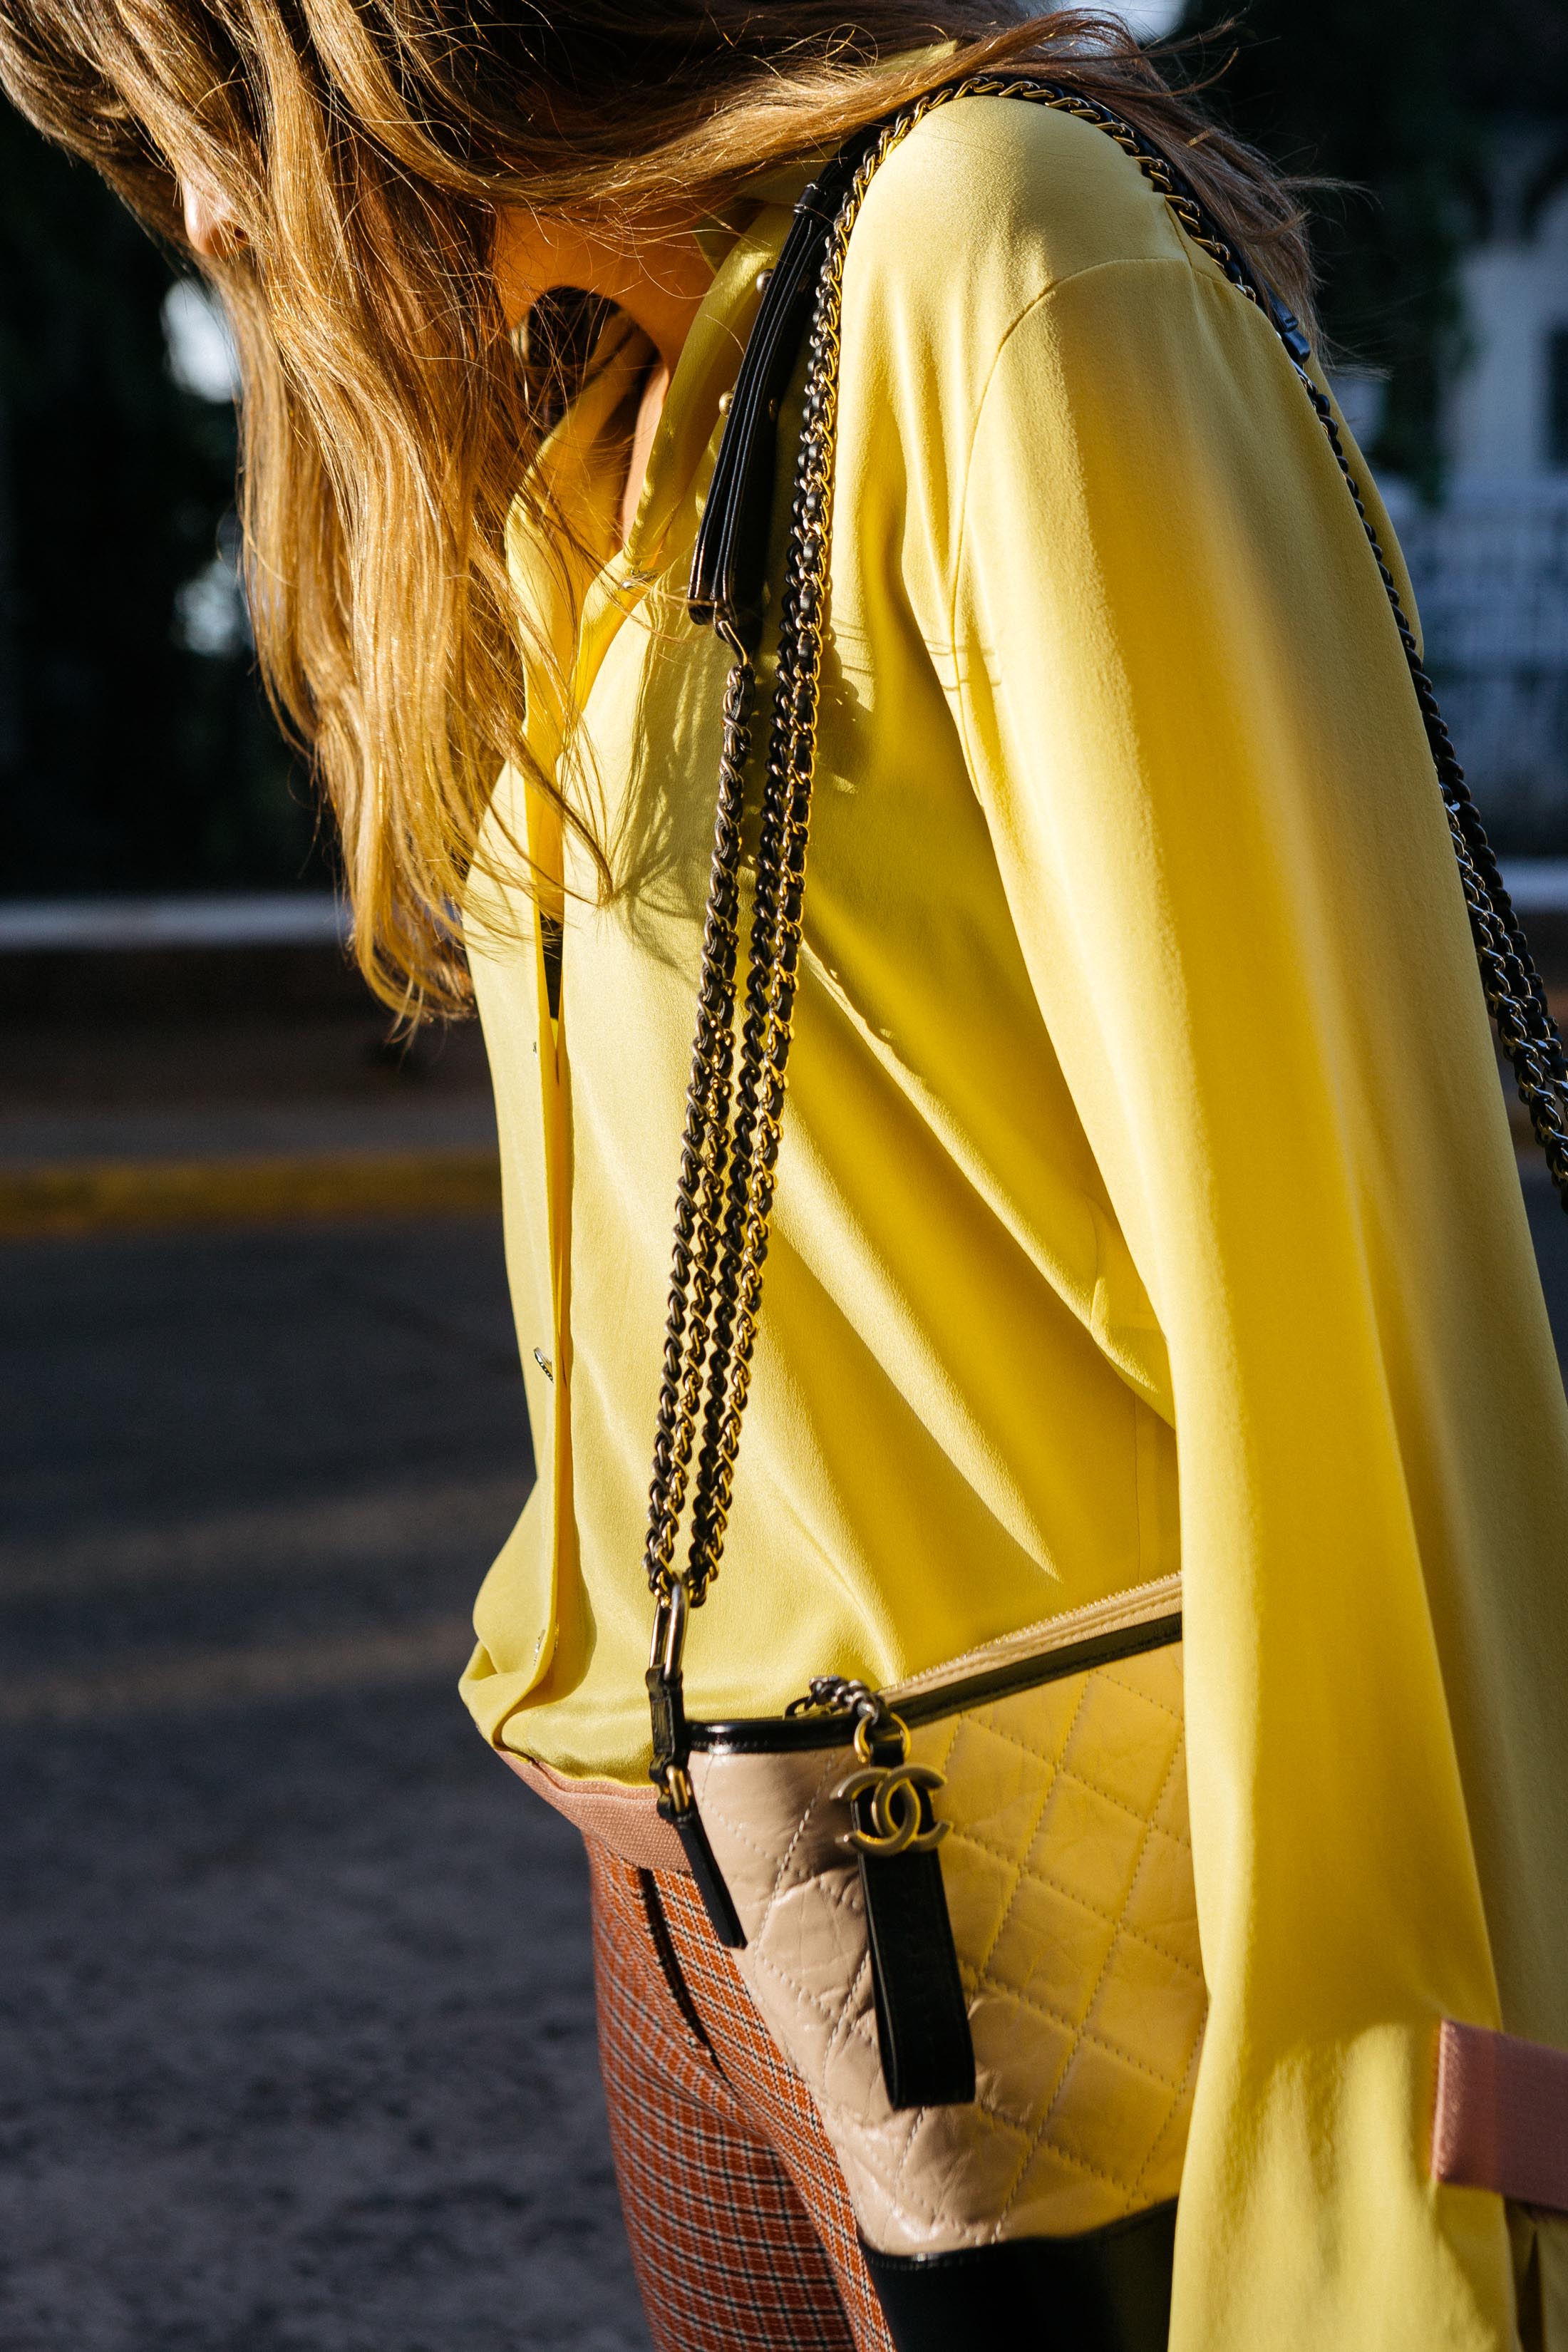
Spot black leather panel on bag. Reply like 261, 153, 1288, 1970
860, 2200, 1177, 2352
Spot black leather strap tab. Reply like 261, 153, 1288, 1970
854, 1784, 975, 2109
646, 1654, 747, 1948
669, 1802, 748, 1949
861, 2199, 1177, 2352
688, 120, 887, 652
645, 1662, 687, 1776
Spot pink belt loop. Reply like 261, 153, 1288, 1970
1431, 2021, 1568, 2213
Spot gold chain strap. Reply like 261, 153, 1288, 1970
644, 76, 1286, 1636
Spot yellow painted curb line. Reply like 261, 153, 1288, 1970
0, 1151, 502, 1237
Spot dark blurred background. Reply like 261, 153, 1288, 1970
1175, 0, 1568, 852
1, 6, 1567, 2349
1180, 0, 1568, 496
1, 0, 1566, 885
0, 108, 315, 898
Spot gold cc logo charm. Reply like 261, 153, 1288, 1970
834, 1760, 951, 1858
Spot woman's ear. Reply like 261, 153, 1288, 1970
180, 172, 244, 259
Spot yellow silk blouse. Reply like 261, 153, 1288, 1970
459, 94, 1568, 2351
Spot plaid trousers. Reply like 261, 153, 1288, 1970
586, 1836, 897, 2352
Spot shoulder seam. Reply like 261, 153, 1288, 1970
944, 254, 1217, 681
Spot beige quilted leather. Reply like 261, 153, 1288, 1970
689, 1576, 1206, 2256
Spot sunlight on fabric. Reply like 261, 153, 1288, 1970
1098, 0, 1185, 36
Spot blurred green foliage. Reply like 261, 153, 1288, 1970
1174, 0, 1568, 500
0, 102, 317, 897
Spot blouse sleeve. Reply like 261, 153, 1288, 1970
950, 249, 1568, 2350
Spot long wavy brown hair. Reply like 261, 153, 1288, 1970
0, 1, 1312, 1012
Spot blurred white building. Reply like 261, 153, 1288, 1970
1399, 119, 1568, 845
1449, 122, 1568, 489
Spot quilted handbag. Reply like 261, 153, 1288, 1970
639, 75, 1568, 2351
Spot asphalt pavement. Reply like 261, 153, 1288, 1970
2, 1185, 1566, 2352
0, 1213, 651, 2352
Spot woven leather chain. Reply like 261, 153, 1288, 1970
644, 74, 1568, 1827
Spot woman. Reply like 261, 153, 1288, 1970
4, 6, 1564, 2347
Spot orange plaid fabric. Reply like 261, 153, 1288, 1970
587, 1837, 896, 2352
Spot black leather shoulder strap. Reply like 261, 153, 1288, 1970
687, 78, 1311, 659
687, 118, 890, 654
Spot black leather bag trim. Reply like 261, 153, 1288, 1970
860, 2198, 1177, 2352
685, 1610, 1182, 1755
896, 1610, 1182, 1728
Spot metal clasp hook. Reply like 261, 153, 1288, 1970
649, 1574, 690, 1681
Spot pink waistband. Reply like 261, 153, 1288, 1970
1431, 2020, 1568, 2214
499, 1748, 691, 1875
